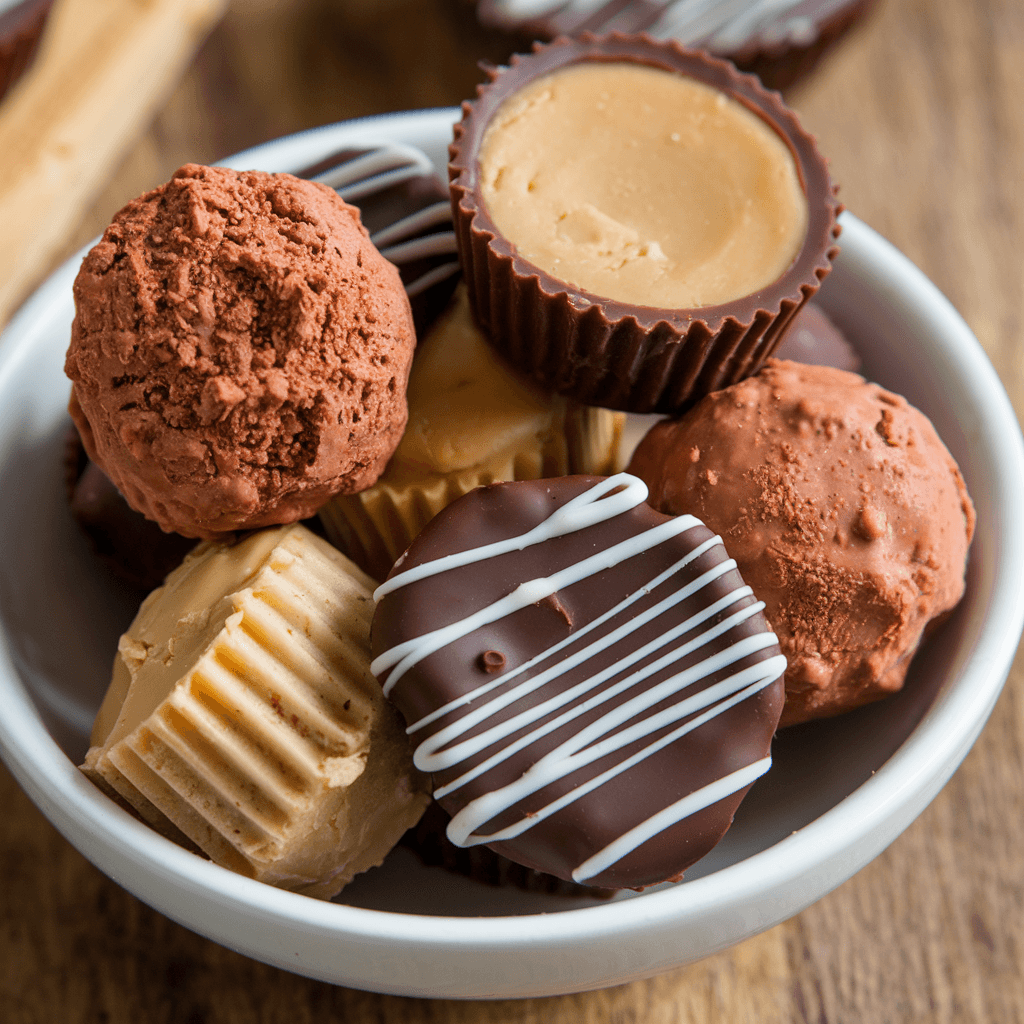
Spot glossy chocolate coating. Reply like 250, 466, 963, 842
772, 300, 860, 371
476, 0, 877, 91
449, 34, 841, 413
400, 801, 613, 896
296, 143, 460, 334
63, 427, 196, 591
372, 475, 785, 889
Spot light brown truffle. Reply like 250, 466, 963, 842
65, 164, 415, 539
628, 359, 975, 726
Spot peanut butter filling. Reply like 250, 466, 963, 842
478, 61, 809, 309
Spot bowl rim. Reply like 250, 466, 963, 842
0, 107, 1022, 994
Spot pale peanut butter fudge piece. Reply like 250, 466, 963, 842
318, 285, 622, 580
82, 522, 429, 899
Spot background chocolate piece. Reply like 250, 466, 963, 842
296, 143, 460, 335
771, 300, 861, 371
476, 0, 878, 91
372, 474, 786, 889
63, 427, 197, 592
0, 0, 53, 103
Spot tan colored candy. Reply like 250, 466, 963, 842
82, 523, 429, 899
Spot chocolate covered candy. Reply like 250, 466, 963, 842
772, 300, 861, 372
371, 474, 786, 889
449, 34, 840, 414
297, 142, 460, 334
476, 0, 877, 91
63, 423, 196, 591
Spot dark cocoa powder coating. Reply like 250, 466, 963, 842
372, 476, 785, 889
449, 34, 841, 414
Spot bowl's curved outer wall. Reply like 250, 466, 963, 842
0, 110, 1021, 998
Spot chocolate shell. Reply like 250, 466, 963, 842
371, 474, 786, 889
63, 423, 196, 592
475, 0, 878, 92
296, 142, 460, 334
399, 801, 614, 897
449, 33, 841, 414
772, 300, 860, 372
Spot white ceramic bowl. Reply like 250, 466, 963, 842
1, 109, 1022, 1000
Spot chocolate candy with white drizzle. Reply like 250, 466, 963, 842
476, 0, 877, 91
371, 474, 786, 889
296, 142, 460, 334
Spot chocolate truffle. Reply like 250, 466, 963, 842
449, 34, 840, 414
65, 164, 416, 539
628, 359, 976, 726
371, 474, 786, 889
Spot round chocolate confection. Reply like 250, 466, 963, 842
475, 0, 878, 92
449, 33, 841, 414
371, 474, 786, 889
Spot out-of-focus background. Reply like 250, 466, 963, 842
1, 0, 1023, 1020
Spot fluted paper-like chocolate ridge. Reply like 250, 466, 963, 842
449, 33, 841, 414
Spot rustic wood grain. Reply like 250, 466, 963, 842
1, 0, 1022, 1020
0, 0, 227, 328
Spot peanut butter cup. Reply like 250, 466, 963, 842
449, 33, 840, 413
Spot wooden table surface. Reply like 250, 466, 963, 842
2, 0, 1023, 1020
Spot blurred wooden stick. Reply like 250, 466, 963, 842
0, 0, 226, 327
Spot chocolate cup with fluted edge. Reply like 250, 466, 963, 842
449, 33, 841, 414
399, 802, 616, 898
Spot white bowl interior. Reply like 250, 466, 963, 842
0, 109, 1022, 997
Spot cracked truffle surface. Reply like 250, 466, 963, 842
629, 359, 976, 726
65, 163, 415, 539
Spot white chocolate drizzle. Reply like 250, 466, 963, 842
372, 474, 786, 882
484, 0, 833, 51
307, 141, 460, 298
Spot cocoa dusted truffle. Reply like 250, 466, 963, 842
628, 359, 976, 726
449, 34, 841, 414
65, 164, 416, 539
371, 473, 786, 890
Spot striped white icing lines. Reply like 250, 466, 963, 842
307, 141, 460, 297
487, 0, 824, 49
372, 474, 785, 881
